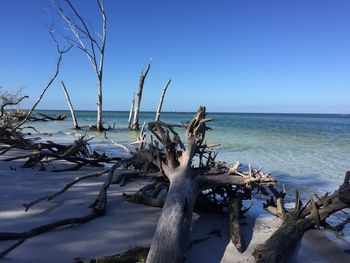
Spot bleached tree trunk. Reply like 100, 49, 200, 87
132, 64, 151, 130
155, 79, 171, 121
128, 93, 135, 129
143, 107, 276, 263
96, 77, 103, 130
60, 81, 79, 129
96, 4, 106, 131
146, 169, 198, 263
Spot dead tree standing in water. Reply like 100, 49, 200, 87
132, 64, 151, 130
55, 0, 107, 131
155, 79, 171, 121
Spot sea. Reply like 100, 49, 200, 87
28, 110, 350, 200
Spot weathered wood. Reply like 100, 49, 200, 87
132, 64, 151, 130
128, 93, 135, 129
146, 171, 199, 263
143, 107, 276, 263
37, 113, 67, 121
123, 192, 165, 208
0, 157, 137, 258
60, 80, 79, 129
229, 197, 246, 253
74, 247, 149, 263
254, 217, 312, 263
0, 134, 120, 171
155, 79, 171, 121
254, 172, 350, 263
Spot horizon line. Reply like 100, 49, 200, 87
32, 108, 350, 115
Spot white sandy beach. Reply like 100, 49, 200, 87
0, 151, 349, 263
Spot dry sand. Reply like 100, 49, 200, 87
0, 153, 349, 262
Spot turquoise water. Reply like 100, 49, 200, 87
28, 110, 350, 198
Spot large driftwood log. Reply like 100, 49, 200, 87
254, 171, 350, 263
138, 106, 275, 263
36, 113, 67, 121
132, 64, 151, 130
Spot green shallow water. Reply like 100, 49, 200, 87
28, 110, 350, 198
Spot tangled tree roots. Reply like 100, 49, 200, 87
254, 171, 350, 263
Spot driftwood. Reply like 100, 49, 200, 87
36, 113, 67, 121
60, 80, 80, 129
132, 64, 151, 130
0, 157, 138, 258
229, 197, 245, 252
254, 171, 350, 263
75, 247, 149, 263
133, 106, 275, 263
2, 110, 66, 124
0, 131, 120, 171
155, 79, 171, 121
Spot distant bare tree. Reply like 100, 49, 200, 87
55, 0, 107, 131
0, 88, 28, 118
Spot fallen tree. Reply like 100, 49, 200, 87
254, 171, 350, 263
134, 106, 275, 263
0, 132, 120, 171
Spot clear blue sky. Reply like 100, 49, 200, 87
0, 0, 349, 113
